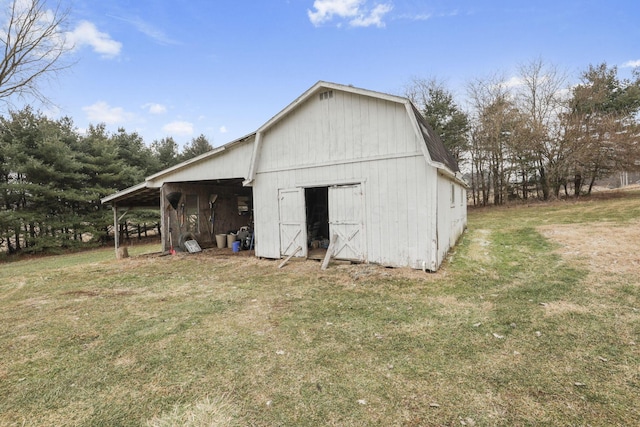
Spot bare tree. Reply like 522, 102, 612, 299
0, 0, 70, 106
516, 58, 569, 200
467, 74, 518, 205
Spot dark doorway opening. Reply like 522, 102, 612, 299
305, 187, 329, 259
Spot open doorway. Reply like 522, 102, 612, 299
305, 187, 329, 259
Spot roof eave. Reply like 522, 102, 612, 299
435, 163, 469, 188
147, 132, 256, 182
100, 181, 160, 205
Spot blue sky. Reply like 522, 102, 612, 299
30, 0, 640, 147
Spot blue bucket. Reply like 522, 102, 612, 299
232, 240, 241, 253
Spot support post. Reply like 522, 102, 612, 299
278, 246, 302, 269
113, 203, 119, 259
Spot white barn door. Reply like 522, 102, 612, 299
278, 188, 307, 258
329, 184, 365, 262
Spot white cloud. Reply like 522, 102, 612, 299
219, 126, 228, 133
442, 9, 460, 17
308, 0, 393, 28
143, 103, 167, 114
350, 3, 393, 27
503, 76, 525, 88
109, 15, 179, 45
83, 101, 133, 124
308, 0, 361, 25
162, 121, 194, 136
398, 13, 432, 21
66, 21, 122, 58
395, 8, 463, 22
622, 59, 640, 68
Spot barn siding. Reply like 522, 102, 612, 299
252, 90, 441, 267
149, 137, 254, 186
254, 154, 437, 268
257, 92, 415, 173
435, 173, 467, 267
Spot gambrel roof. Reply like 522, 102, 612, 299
245, 81, 462, 184
410, 103, 460, 173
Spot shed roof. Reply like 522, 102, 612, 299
100, 181, 161, 207
101, 132, 255, 207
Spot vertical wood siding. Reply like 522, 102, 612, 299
149, 138, 254, 186
252, 90, 444, 268
435, 173, 468, 267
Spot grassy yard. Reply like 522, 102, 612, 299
1, 190, 639, 426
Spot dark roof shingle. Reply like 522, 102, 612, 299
411, 103, 459, 173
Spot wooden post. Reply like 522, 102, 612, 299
113, 203, 119, 259
321, 234, 338, 270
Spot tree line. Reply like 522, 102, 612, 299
2, 1, 640, 256
0, 107, 213, 254
406, 60, 640, 206
4, 60, 639, 255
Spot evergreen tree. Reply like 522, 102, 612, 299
565, 63, 640, 195
0, 107, 86, 252
151, 137, 180, 170
405, 78, 469, 162
113, 127, 159, 177
180, 134, 213, 161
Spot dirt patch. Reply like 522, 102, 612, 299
538, 220, 640, 275
176, 248, 443, 282
63, 290, 100, 297
62, 289, 136, 298
277, 258, 442, 283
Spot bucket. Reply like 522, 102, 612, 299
232, 240, 241, 253
215, 234, 227, 248
227, 234, 236, 247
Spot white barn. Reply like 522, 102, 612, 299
102, 81, 467, 271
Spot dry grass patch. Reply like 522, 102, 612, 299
541, 300, 590, 317
538, 220, 640, 274
465, 228, 493, 264
146, 395, 240, 427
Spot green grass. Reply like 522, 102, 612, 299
1, 191, 639, 426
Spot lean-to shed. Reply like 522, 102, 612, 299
101, 134, 255, 254
102, 81, 467, 271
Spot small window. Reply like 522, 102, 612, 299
451, 184, 455, 207
319, 90, 333, 100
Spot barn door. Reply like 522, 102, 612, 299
329, 184, 365, 261
278, 188, 307, 258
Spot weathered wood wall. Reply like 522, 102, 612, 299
160, 183, 252, 252
151, 139, 254, 253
